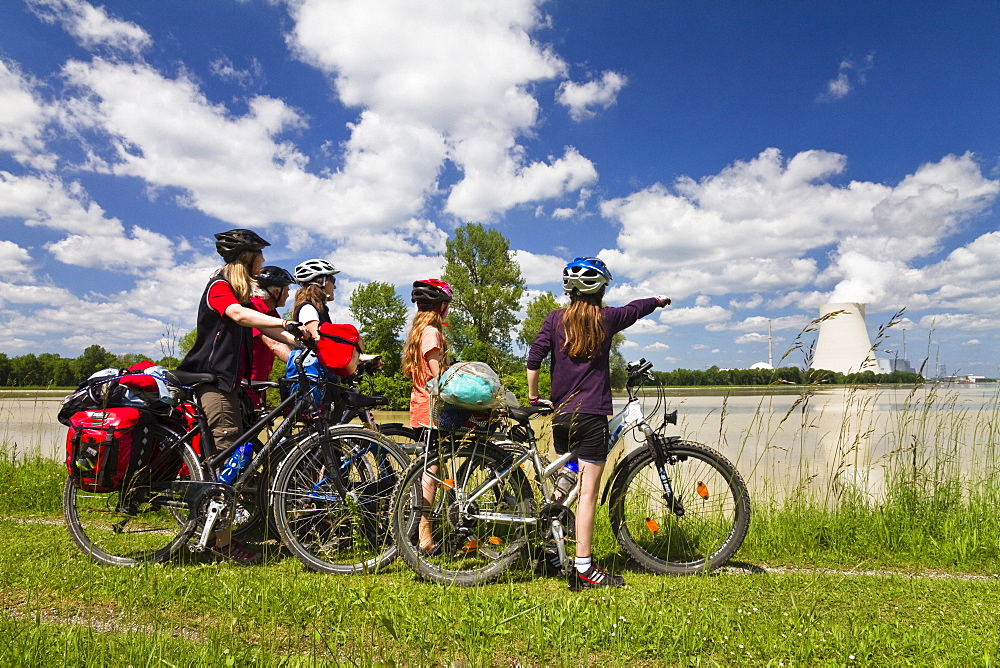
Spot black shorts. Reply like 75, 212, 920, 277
551, 413, 610, 463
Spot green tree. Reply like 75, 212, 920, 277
609, 332, 628, 389
442, 223, 525, 366
10, 354, 42, 386
516, 292, 561, 400
518, 291, 561, 350
349, 281, 408, 375
179, 329, 197, 357
39, 353, 75, 386
75, 345, 116, 382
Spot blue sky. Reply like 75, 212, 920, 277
1, 0, 998, 375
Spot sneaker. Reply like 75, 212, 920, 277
568, 563, 625, 591
209, 539, 262, 565
535, 548, 565, 577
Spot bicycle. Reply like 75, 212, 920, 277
236, 355, 416, 541
266, 348, 416, 574
388, 358, 750, 585
63, 327, 408, 569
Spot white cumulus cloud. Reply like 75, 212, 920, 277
557, 70, 628, 121
27, 0, 151, 55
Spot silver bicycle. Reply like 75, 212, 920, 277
389, 359, 751, 585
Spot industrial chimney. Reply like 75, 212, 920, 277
810, 302, 880, 374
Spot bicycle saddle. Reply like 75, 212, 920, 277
164, 370, 216, 387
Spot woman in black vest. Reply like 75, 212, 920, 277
178, 229, 300, 564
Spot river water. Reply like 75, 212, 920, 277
4, 385, 996, 503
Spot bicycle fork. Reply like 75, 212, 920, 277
639, 423, 686, 517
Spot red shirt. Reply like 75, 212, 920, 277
206, 280, 251, 384
207, 280, 240, 316
249, 296, 278, 382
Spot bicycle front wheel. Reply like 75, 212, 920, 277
64, 424, 204, 566
390, 439, 535, 586
609, 442, 750, 575
272, 426, 409, 575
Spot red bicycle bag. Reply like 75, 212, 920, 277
316, 323, 363, 377
65, 408, 155, 492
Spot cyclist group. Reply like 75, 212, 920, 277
174, 227, 669, 590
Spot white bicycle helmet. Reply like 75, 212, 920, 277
294, 258, 339, 285
562, 256, 612, 295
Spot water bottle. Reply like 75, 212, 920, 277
218, 443, 253, 484
552, 460, 579, 504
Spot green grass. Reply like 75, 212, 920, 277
3, 454, 1000, 665
3, 518, 1000, 666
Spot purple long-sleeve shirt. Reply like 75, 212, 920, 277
526, 298, 660, 416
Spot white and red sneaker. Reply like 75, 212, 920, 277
568, 563, 625, 591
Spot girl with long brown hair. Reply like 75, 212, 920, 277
526, 257, 670, 590
291, 258, 340, 339
402, 279, 453, 554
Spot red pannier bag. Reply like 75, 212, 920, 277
65, 408, 155, 492
316, 323, 363, 377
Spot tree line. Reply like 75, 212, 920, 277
653, 366, 922, 387
0, 222, 924, 399
0, 347, 178, 389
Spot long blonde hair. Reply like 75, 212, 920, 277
562, 291, 605, 358
402, 310, 447, 379
293, 283, 328, 320
220, 250, 260, 303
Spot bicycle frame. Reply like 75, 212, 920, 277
394, 358, 750, 583
162, 346, 353, 550
415, 360, 674, 533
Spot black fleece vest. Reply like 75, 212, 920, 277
177, 277, 252, 393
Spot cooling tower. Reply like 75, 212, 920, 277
810, 303, 879, 374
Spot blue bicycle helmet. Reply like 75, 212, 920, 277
562, 257, 612, 295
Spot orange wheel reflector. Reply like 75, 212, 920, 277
696, 481, 709, 499
440, 478, 455, 489
644, 517, 659, 533
487, 536, 502, 546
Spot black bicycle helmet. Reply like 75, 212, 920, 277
215, 229, 270, 262
255, 266, 295, 289
411, 279, 453, 307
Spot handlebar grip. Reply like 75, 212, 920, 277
357, 355, 382, 374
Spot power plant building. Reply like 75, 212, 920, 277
810, 302, 880, 374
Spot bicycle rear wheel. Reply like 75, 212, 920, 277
390, 438, 535, 586
64, 424, 204, 566
609, 441, 750, 575
272, 426, 409, 574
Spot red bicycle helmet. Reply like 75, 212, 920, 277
412, 279, 453, 309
